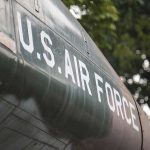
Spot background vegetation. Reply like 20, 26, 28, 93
62, 0, 150, 107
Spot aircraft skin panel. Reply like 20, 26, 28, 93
0, 97, 67, 150
0, 0, 150, 150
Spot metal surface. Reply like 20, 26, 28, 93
0, 0, 150, 150
0, 32, 16, 53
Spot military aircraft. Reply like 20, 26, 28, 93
0, 0, 150, 149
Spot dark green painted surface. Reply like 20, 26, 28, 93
0, 0, 150, 150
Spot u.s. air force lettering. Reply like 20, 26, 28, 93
17, 11, 139, 132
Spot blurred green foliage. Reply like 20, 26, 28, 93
62, 0, 150, 105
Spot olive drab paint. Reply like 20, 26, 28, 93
17, 10, 139, 132
1, 0, 150, 149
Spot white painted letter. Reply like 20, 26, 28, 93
105, 82, 115, 112
65, 49, 76, 84
129, 102, 139, 132
79, 60, 92, 96
122, 97, 131, 125
41, 31, 55, 68
74, 56, 80, 87
95, 73, 103, 102
113, 88, 124, 120
17, 12, 34, 53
